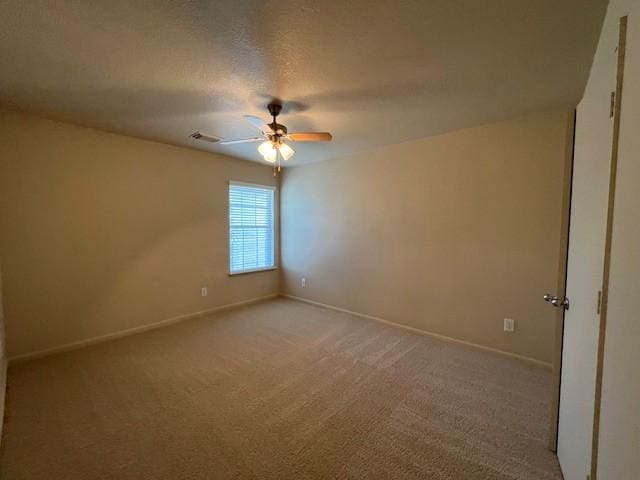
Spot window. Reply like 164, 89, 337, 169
228, 182, 276, 274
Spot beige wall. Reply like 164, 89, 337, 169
281, 109, 573, 364
0, 111, 279, 359
0, 108, 572, 366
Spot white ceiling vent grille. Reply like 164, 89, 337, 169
190, 131, 221, 143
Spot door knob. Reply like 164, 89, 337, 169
543, 293, 570, 310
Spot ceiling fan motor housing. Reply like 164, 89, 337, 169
269, 123, 287, 136
267, 103, 282, 117
267, 103, 287, 135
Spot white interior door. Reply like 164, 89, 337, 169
556, 17, 619, 480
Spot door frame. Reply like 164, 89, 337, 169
590, 15, 627, 480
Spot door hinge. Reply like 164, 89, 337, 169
610, 91, 616, 117
597, 290, 602, 314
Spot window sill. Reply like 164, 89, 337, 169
228, 266, 278, 276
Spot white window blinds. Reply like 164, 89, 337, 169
229, 182, 276, 274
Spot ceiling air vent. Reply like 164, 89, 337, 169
190, 131, 221, 143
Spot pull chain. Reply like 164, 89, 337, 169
272, 145, 282, 176
277, 146, 281, 173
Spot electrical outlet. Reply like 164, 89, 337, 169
201, 287, 208, 297
504, 318, 515, 332
301, 277, 306, 288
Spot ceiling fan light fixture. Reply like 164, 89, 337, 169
211, 103, 331, 168
278, 142, 295, 161
258, 140, 277, 163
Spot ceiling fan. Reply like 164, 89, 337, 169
192, 103, 332, 169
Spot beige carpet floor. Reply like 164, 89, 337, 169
0, 297, 562, 480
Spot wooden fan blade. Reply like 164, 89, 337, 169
287, 132, 333, 142
219, 137, 263, 145
244, 115, 273, 133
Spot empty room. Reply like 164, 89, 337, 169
0, 1, 638, 479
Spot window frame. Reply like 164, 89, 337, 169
227, 180, 278, 276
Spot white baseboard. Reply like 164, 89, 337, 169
282, 294, 552, 369
9, 293, 279, 364
9, 293, 550, 369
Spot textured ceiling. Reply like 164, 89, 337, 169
0, 0, 606, 165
